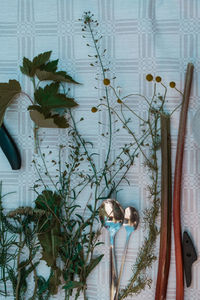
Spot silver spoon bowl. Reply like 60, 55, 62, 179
99, 199, 124, 300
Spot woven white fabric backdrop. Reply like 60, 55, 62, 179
0, 0, 200, 299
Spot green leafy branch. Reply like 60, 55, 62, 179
0, 51, 79, 152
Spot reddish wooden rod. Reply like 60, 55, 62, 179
155, 115, 172, 300
173, 63, 194, 300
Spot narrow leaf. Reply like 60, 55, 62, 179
63, 281, 84, 290
85, 254, 104, 277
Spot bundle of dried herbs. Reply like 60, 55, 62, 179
0, 190, 41, 299
0, 182, 17, 297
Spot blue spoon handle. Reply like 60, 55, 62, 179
0, 123, 21, 170
114, 228, 134, 300
110, 238, 118, 300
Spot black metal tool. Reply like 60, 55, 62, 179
0, 123, 21, 170
182, 231, 197, 287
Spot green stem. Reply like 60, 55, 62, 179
120, 101, 160, 299
0, 184, 7, 296
34, 126, 39, 154
16, 233, 24, 300
120, 99, 146, 123
83, 286, 87, 300
69, 110, 98, 182
98, 103, 151, 165
20, 92, 34, 104
32, 77, 39, 153
37, 145, 61, 194
33, 160, 48, 190
88, 22, 112, 176
122, 93, 151, 106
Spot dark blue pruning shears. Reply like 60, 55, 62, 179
0, 123, 21, 170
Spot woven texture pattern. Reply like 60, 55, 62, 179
0, 0, 200, 299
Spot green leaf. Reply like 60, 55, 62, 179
87, 204, 93, 212
37, 276, 49, 295
20, 51, 52, 77
63, 281, 84, 290
7, 268, 17, 291
18, 259, 30, 269
28, 105, 48, 114
49, 268, 61, 295
3, 217, 21, 234
34, 83, 78, 108
33, 51, 52, 68
39, 224, 63, 267
20, 57, 33, 76
85, 255, 104, 277
35, 69, 80, 84
35, 82, 59, 103
28, 105, 69, 128
0, 80, 21, 126
24, 261, 40, 277
75, 214, 84, 222
35, 190, 61, 213
95, 241, 104, 246
35, 191, 63, 268
53, 115, 69, 128
40, 59, 59, 72
37, 111, 68, 128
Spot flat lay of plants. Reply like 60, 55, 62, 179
0, 11, 187, 300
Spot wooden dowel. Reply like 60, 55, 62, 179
173, 63, 194, 300
155, 114, 172, 300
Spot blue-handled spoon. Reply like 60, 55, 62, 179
99, 199, 124, 300
114, 206, 139, 300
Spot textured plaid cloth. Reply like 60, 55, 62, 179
0, 0, 199, 299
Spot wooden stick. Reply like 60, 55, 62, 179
155, 114, 172, 300
173, 63, 194, 300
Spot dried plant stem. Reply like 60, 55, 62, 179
31, 262, 38, 300
173, 63, 194, 300
32, 77, 39, 154
155, 114, 172, 299
34, 125, 39, 154
16, 234, 24, 300
0, 182, 7, 296
20, 92, 34, 104
119, 108, 160, 299
88, 22, 112, 166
